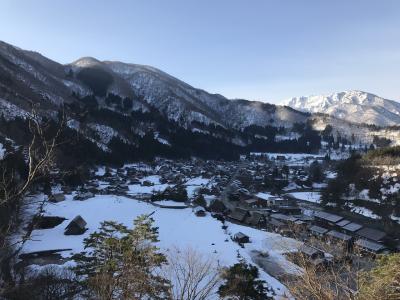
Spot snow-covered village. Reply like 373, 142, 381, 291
7, 148, 399, 299
2, 1, 400, 299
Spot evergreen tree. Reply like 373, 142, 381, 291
218, 261, 271, 300
321, 178, 346, 208
272, 166, 279, 178
308, 160, 324, 183
193, 194, 207, 207
74, 215, 170, 299
123, 97, 133, 110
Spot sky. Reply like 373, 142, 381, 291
1, 0, 400, 103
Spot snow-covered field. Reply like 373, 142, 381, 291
349, 205, 381, 220
184, 176, 211, 198
20, 193, 301, 297
128, 183, 171, 195
288, 191, 321, 203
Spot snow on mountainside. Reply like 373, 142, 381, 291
104, 61, 308, 129
284, 90, 400, 127
1, 39, 400, 159
0, 40, 312, 161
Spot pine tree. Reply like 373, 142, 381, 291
74, 215, 170, 299
193, 194, 206, 207
218, 261, 272, 300
309, 160, 324, 183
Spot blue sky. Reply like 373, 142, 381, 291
1, 0, 399, 103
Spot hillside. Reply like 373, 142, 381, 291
284, 90, 400, 127
0, 40, 399, 164
0, 40, 317, 164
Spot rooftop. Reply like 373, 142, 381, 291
355, 239, 387, 252
314, 211, 343, 223
327, 230, 352, 241
336, 219, 351, 227
309, 225, 329, 235
255, 192, 273, 201
342, 222, 363, 232
356, 227, 386, 242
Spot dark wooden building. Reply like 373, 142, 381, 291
64, 215, 87, 235
233, 232, 250, 244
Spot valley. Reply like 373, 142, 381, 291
12, 149, 400, 298
0, 38, 399, 299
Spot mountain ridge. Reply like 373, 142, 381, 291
283, 90, 400, 127
0, 40, 399, 164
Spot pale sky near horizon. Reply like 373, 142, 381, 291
1, 0, 399, 103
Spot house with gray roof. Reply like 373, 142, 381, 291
356, 227, 386, 242
64, 215, 87, 235
314, 211, 343, 226
342, 222, 363, 233
355, 239, 388, 254
233, 232, 250, 244
327, 230, 352, 243
228, 208, 250, 223
336, 219, 351, 227
309, 225, 329, 236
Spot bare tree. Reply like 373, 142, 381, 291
166, 246, 222, 300
286, 254, 355, 300
0, 105, 66, 289
284, 235, 373, 300
0, 107, 65, 208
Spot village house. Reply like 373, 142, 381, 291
326, 230, 353, 249
74, 191, 94, 201
246, 212, 267, 228
270, 213, 298, 225
299, 244, 325, 260
309, 225, 329, 237
254, 193, 293, 208
233, 232, 250, 244
335, 219, 351, 228
355, 239, 388, 255
241, 198, 257, 208
194, 206, 206, 217
341, 222, 363, 235
294, 244, 333, 268
294, 214, 314, 223
208, 199, 227, 213
276, 206, 302, 215
64, 215, 87, 235
49, 193, 65, 203
313, 211, 344, 228
355, 227, 386, 243
228, 208, 250, 223
291, 220, 308, 233
266, 218, 287, 233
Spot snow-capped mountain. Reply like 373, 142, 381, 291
284, 90, 400, 127
0, 40, 312, 162
0, 39, 399, 163
68, 57, 308, 129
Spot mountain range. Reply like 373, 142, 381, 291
284, 90, 400, 127
0, 40, 399, 164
